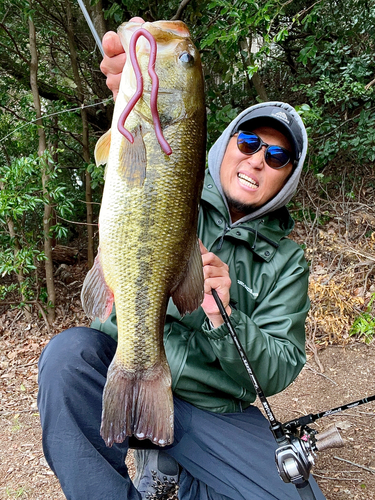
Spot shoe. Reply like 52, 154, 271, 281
133, 449, 180, 499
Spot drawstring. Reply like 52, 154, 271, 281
239, 219, 278, 251
216, 222, 230, 251
251, 219, 263, 250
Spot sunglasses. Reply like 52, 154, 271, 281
237, 131, 294, 170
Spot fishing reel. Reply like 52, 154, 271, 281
275, 424, 344, 485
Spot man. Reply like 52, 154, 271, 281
37, 28, 325, 500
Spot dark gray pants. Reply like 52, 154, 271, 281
37, 327, 325, 500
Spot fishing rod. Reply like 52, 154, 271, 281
211, 289, 374, 500
211, 289, 317, 500
284, 394, 375, 434
77, 0, 104, 57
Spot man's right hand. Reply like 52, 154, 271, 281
100, 17, 144, 100
199, 240, 232, 329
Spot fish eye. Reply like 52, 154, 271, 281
179, 52, 194, 65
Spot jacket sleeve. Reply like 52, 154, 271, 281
201, 246, 309, 397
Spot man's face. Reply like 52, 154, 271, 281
220, 126, 294, 222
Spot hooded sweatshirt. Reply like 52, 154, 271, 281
208, 101, 308, 225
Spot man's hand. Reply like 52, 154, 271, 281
199, 240, 232, 328
100, 17, 144, 100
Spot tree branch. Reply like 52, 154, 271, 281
0, 23, 29, 64
0, 105, 30, 122
365, 78, 375, 90
171, 0, 193, 20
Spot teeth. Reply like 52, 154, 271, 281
238, 173, 258, 188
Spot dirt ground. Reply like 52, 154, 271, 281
1, 300, 375, 500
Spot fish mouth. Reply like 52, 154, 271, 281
238, 172, 259, 189
143, 88, 181, 95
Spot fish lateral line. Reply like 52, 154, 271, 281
117, 28, 172, 156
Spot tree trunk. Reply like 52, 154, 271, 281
66, 0, 95, 268
28, 10, 56, 324
90, 0, 107, 40
251, 71, 268, 102
240, 38, 269, 102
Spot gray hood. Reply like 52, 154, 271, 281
207, 101, 308, 225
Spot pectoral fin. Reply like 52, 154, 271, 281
95, 129, 112, 166
172, 239, 204, 315
118, 125, 147, 187
81, 250, 114, 322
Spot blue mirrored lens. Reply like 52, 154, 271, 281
237, 132, 291, 169
237, 133, 261, 154
265, 146, 291, 169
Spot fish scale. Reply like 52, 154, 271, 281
81, 19, 206, 447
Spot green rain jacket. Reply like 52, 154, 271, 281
92, 171, 309, 414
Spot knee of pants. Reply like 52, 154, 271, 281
39, 327, 116, 378
37, 328, 116, 417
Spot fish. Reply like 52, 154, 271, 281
81, 19, 206, 447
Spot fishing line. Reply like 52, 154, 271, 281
0, 98, 113, 144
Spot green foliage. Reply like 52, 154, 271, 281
287, 0, 375, 175
87, 162, 105, 190
0, 151, 75, 302
0, 155, 45, 287
102, 0, 186, 25
191, 0, 295, 146
350, 294, 375, 344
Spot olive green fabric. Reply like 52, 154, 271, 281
92, 171, 309, 413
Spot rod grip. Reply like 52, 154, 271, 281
315, 424, 344, 451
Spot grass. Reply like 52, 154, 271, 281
350, 293, 375, 344
6, 486, 29, 498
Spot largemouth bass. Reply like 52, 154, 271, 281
81, 20, 206, 447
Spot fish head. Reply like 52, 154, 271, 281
117, 20, 205, 127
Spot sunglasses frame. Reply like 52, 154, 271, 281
236, 131, 294, 170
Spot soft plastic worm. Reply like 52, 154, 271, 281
117, 28, 172, 156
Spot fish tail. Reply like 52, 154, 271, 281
100, 358, 174, 447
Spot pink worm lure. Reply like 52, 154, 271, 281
117, 28, 172, 156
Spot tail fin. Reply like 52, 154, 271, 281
100, 359, 174, 447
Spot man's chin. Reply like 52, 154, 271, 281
226, 195, 257, 218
